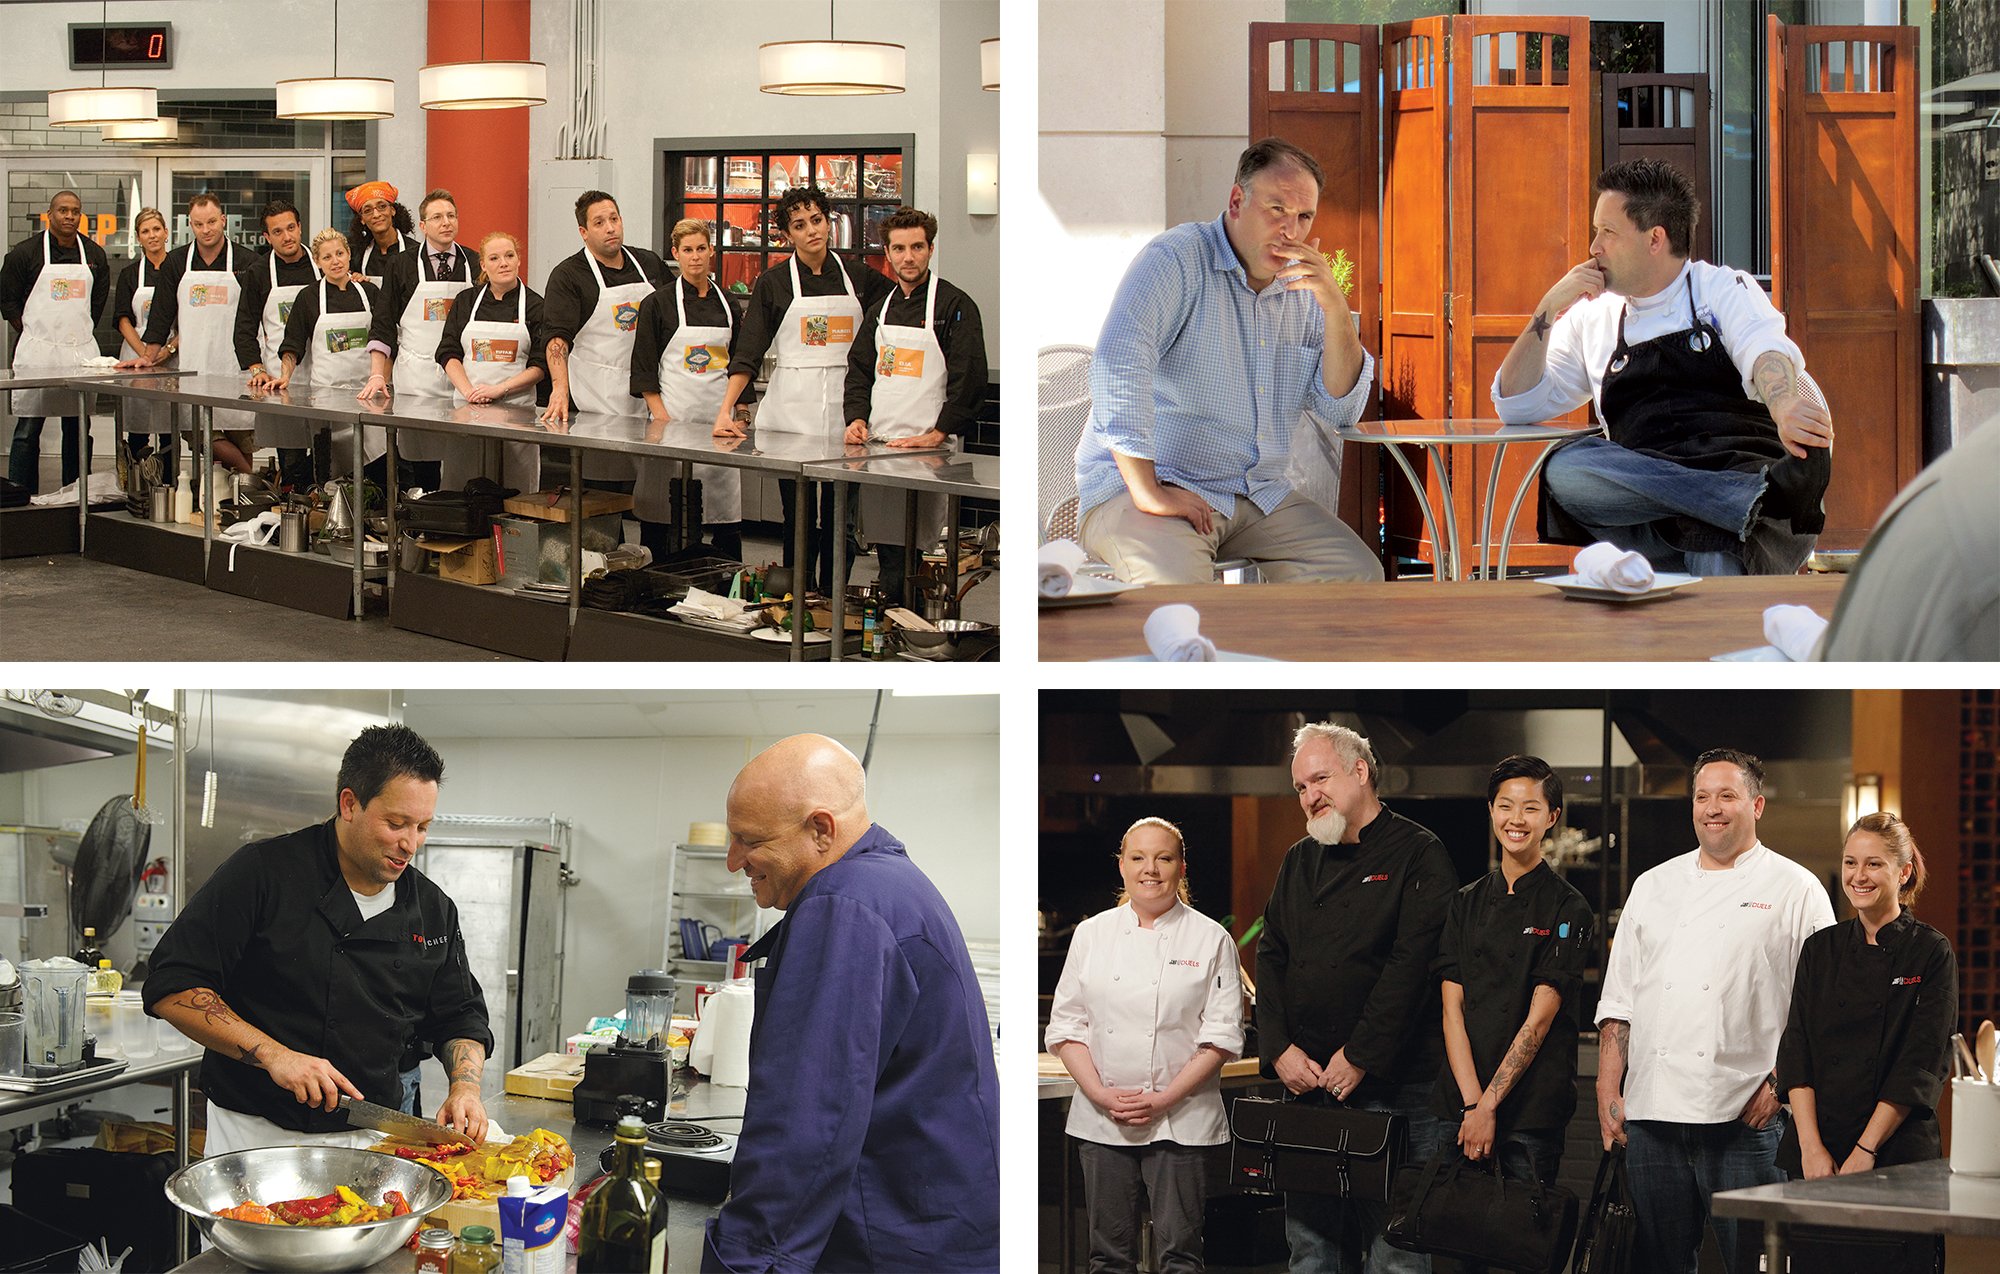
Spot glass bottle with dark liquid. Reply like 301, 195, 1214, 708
577, 1114, 667, 1272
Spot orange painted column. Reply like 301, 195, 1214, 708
426, 0, 532, 259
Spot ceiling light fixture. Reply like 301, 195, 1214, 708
760, 0, 904, 96
981, 38, 999, 91
276, 0, 395, 120
420, 0, 547, 110
99, 115, 179, 142
48, 2, 157, 127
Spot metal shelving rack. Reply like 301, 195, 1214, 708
661, 842, 770, 1014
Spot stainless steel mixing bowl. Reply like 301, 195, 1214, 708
164, 1145, 454, 1271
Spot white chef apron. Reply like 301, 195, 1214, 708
117, 255, 170, 435
756, 255, 861, 435
204, 1102, 381, 1156
859, 275, 953, 547
255, 251, 322, 450
393, 245, 475, 479
567, 249, 651, 481
635, 274, 741, 524
175, 241, 252, 433
354, 231, 416, 288
313, 280, 382, 473
11, 232, 97, 416
450, 283, 539, 492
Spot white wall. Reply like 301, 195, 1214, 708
529, 0, 1000, 364
0, 0, 431, 201
426, 732, 997, 1032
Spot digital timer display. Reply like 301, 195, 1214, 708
69, 24, 175, 71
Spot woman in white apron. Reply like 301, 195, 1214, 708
274, 230, 380, 476
636, 221, 743, 559
360, 204, 474, 487
439, 231, 544, 493
247, 243, 321, 485
542, 246, 651, 491
853, 274, 954, 604
113, 207, 173, 448
9, 223, 101, 491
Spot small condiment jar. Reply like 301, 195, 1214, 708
450, 1224, 502, 1274
414, 1226, 455, 1273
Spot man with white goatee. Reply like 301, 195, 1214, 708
1257, 722, 1457, 1274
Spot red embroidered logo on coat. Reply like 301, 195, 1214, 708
1522, 927, 1551, 937
1891, 976, 1922, 987
411, 933, 425, 944
1739, 901, 1773, 910
1362, 874, 1390, 883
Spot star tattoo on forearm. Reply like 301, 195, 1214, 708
1528, 311, 1551, 342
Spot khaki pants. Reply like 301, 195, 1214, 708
1079, 489, 1382, 585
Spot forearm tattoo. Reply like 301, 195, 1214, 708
1528, 311, 1551, 342
545, 339, 568, 373
1752, 350, 1795, 404
446, 1039, 486, 1086
1601, 1019, 1630, 1096
1485, 1016, 1552, 1106
177, 988, 241, 1029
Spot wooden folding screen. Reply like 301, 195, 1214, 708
1601, 74, 1713, 262
1248, 23, 1382, 537
1767, 17, 1920, 549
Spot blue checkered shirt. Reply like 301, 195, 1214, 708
1074, 214, 1375, 523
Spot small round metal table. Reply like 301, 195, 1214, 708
1335, 417, 1599, 580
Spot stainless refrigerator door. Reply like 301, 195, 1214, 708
514, 844, 564, 1065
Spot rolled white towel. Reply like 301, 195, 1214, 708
1039, 539, 1089, 599
1763, 604, 1829, 662
1572, 541, 1655, 593
1144, 603, 1217, 662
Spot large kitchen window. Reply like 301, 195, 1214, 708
657, 135, 914, 295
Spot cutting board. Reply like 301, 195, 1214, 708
421, 1161, 576, 1235
504, 1051, 586, 1101
503, 489, 634, 523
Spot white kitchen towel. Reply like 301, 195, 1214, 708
1039, 539, 1089, 598
1573, 541, 1655, 593
1763, 604, 1829, 662
1144, 604, 1217, 662
701, 980, 756, 1087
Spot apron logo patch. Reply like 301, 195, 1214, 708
1361, 873, 1389, 883
683, 344, 725, 374
50, 278, 85, 300
325, 327, 366, 353
878, 346, 925, 378
801, 315, 854, 346
1891, 976, 1922, 987
189, 283, 229, 306
1739, 900, 1773, 910
424, 298, 453, 322
613, 302, 640, 331
471, 338, 518, 364
278, 301, 294, 322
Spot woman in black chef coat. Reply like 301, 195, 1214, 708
1777, 812, 1955, 1273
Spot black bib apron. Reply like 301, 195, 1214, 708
1539, 276, 1827, 544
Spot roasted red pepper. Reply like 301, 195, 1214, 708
384, 1190, 410, 1217
270, 1192, 341, 1224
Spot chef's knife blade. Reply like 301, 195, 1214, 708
336, 1095, 477, 1149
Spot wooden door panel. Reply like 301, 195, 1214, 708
1601, 74, 1713, 261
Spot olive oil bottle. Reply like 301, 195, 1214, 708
577, 1115, 666, 1272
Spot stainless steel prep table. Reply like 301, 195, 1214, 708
358, 395, 946, 660
166, 1074, 746, 1273
802, 451, 1000, 659
0, 1052, 201, 1264
1713, 1158, 2000, 1269
0, 365, 182, 557
82, 373, 378, 619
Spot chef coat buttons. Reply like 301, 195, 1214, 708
1666, 982, 1673, 989
1697, 1050, 1705, 1057
1702, 983, 1708, 990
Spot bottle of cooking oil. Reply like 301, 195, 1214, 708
576, 1115, 666, 1272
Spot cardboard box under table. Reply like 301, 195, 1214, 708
412, 532, 499, 585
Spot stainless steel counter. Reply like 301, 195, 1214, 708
1713, 1158, 2000, 1269
166, 1071, 744, 1273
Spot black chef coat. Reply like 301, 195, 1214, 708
842, 270, 988, 438
1775, 912, 1957, 1173
541, 245, 669, 348
1256, 804, 1457, 1090
1431, 861, 1596, 1133
365, 241, 477, 353
727, 252, 893, 382
629, 278, 738, 398
141, 818, 491, 1133
140, 240, 251, 346
352, 230, 419, 284
113, 255, 168, 332
1, 230, 111, 327
434, 281, 550, 377
277, 277, 383, 364
233, 249, 322, 368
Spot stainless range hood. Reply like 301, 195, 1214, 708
0, 690, 174, 774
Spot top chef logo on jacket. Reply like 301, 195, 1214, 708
1521, 926, 1551, 937
1740, 900, 1773, 910
613, 302, 640, 331
412, 932, 448, 949
1361, 873, 1390, 884
1891, 975, 1923, 987
1167, 958, 1202, 968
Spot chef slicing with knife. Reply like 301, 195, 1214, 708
143, 725, 493, 1156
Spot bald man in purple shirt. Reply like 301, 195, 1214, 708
702, 734, 999, 1273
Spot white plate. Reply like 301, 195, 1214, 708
1536, 572, 1701, 603
1040, 575, 1137, 609
751, 626, 831, 645
1101, 651, 1279, 662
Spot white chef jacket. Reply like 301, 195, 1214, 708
1596, 841, 1833, 1125
1491, 259, 1806, 426
1045, 900, 1244, 1147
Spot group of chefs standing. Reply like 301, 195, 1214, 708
1047, 724, 1958, 1274
3, 178, 988, 604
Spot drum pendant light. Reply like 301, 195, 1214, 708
420, 1, 547, 110
276, 0, 396, 119
760, 0, 904, 96
99, 115, 179, 142
48, 2, 158, 127
980, 38, 999, 91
